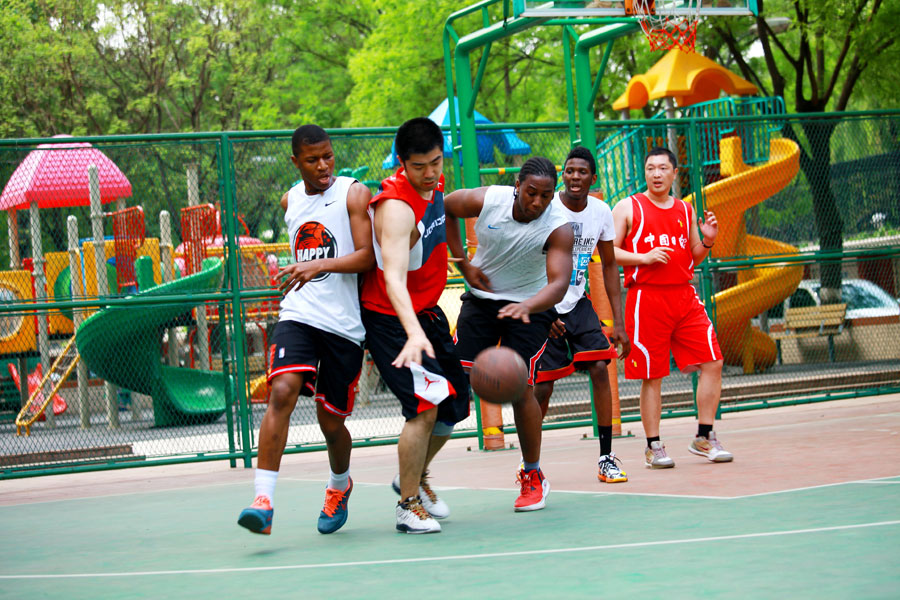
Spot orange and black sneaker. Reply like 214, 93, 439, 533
238, 495, 274, 535
317, 478, 353, 534
514, 468, 550, 512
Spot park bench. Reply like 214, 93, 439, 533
770, 303, 847, 363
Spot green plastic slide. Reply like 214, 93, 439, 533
76, 257, 229, 427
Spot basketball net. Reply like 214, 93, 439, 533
626, 0, 702, 52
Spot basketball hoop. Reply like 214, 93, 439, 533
626, 0, 702, 52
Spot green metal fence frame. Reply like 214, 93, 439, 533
1, 109, 899, 478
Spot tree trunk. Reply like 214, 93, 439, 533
799, 119, 843, 300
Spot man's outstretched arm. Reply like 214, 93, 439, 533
376, 199, 434, 368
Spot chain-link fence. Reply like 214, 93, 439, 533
1, 111, 898, 477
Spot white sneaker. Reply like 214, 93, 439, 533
391, 472, 450, 519
396, 496, 441, 534
688, 431, 734, 463
645, 440, 675, 469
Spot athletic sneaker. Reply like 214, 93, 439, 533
237, 495, 274, 535
645, 441, 675, 469
396, 496, 441, 534
597, 453, 628, 483
391, 472, 450, 519
514, 468, 550, 512
317, 478, 352, 534
688, 432, 734, 463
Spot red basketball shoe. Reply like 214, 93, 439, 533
514, 468, 550, 512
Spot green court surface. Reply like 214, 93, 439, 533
1, 477, 898, 599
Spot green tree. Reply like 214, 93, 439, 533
240, 0, 377, 130
0, 0, 376, 136
346, 0, 462, 127
0, 0, 104, 137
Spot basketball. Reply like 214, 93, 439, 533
470, 346, 528, 404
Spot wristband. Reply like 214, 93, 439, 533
701, 241, 714, 249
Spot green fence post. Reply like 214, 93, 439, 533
573, 23, 638, 155
220, 134, 253, 468
687, 117, 714, 420
220, 296, 237, 468
562, 26, 579, 147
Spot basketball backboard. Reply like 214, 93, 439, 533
514, 0, 758, 18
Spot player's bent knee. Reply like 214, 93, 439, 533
316, 408, 347, 439
533, 382, 552, 402
586, 361, 609, 379
409, 405, 438, 425
268, 379, 302, 412
700, 359, 724, 374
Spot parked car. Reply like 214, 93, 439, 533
766, 279, 900, 321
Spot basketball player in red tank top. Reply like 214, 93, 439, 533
612, 147, 734, 469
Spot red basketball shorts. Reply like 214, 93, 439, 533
624, 284, 723, 380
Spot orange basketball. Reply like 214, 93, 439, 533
470, 346, 528, 405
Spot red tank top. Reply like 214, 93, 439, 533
622, 193, 694, 287
360, 170, 448, 315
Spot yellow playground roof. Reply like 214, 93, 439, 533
612, 49, 758, 111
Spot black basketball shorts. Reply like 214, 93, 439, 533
267, 319, 364, 418
536, 295, 615, 383
362, 306, 470, 424
453, 292, 558, 386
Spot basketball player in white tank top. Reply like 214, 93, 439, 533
445, 157, 574, 513
532, 147, 631, 484
238, 125, 374, 536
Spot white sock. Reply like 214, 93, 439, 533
255, 468, 278, 503
328, 468, 350, 491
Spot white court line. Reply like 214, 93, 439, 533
724, 475, 900, 499
1, 520, 897, 580
475, 474, 900, 501
679, 411, 900, 438
6, 474, 898, 508
857, 480, 900, 485
476, 486, 726, 500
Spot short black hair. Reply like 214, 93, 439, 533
565, 146, 596, 175
517, 156, 557, 187
645, 146, 677, 169
395, 118, 444, 162
292, 124, 330, 156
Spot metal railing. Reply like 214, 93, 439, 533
1, 109, 898, 478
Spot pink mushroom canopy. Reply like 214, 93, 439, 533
0, 135, 131, 210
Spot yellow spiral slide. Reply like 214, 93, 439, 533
684, 137, 803, 373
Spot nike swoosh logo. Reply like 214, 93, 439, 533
487, 224, 500, 230
325, 201, 336, 206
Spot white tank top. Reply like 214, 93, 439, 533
279, 176, 364, 343
469, 185, 569, 303
553, 193, 616, 314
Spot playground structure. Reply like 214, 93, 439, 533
0, 150, 288, 434
600, 49, 804, 373
441, 2, 802, 446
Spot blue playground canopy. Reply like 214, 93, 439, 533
382, 97, 531, 169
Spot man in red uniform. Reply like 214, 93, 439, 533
361, 118, 469, 534
612, 147, 733, 468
